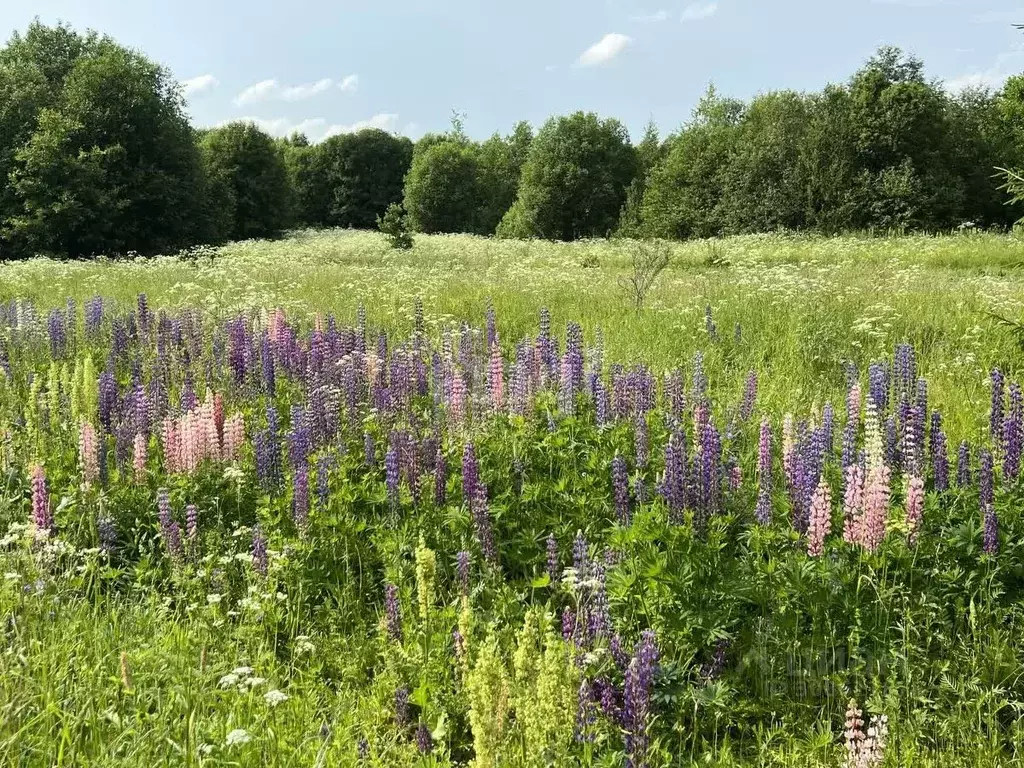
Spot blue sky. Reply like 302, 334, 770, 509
4, 0, 1023, 142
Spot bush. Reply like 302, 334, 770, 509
378, 202, 414, 249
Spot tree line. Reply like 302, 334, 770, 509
2, 21, 1023, 260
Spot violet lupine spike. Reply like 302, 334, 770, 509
251, 524, 268, 576
48, 309, 67, 359
433, 446, 447, 507
574, 678, 597, 744
692, 351, 707, 403
957, 441, 971, 488
394, 686, 410, 728
1003, 382, 1023, 482
316, 454, 333, 511
868, 362, 889, 413
932, 426, 949, 493
385, 444, 400, 512
562, 606, 576, 642
612, 455, 631, 526
704, 304, 717, 340
456, 550, 471, 595
415, 723, 432, 755
980, 449, 994, 510
739, 370, 757, 421
97, 516, 117, 555
546, 534, 560, 585
623, 629, 659, 768
696, 421, 722, 531
461, 442, 480, 504
588, 562, 611, 640
156, 488, 183, 561
634, 414, 649, 469
821, 402, 835, 458
984, 505, 999, 556
755, 420, 772, 525
293, 463, 310, 533
471, 484, 498, 566
384, 583, 402, 642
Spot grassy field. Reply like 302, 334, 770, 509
2, 230, 1024, 767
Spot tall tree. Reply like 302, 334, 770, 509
500, 112, 636, 240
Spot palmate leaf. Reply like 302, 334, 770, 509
985, 309, 1024, 352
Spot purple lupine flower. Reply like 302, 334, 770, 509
30, 464, 53, 532
385, 444, 400, 511
485, 300, 497, 349
884, 415, 899, 471
700, 639, 730, 684
596, 678, 621, 724
260, 331, 276, 396
932, 423, 949, 493
84, 296, 104, 338
471, 484, 498, 566
251, 525, 268, 576
394, 686, 410, 728
661, 432, 687, 524
357, 738, 369, 762
363, 431, 375, 468
692, 351, 707, 402
664, 369, 685, 424
415, 723, 432, 754
612, 456, 631, 526
734, 322, 742, 344
293, 463, 310, 532
98, 370, 118, 432
457, 550, 471, 595
696, 421, 722, 531
821, 402, 835, 458
588, 562, 611, 640
48, 309, 67, 359
574, 678, 597, 743
894, 342, 917, 401
740, 371, 757, 421
546, 534, 560, 585
623, 630, 659, 768
984, 505, 999, 555
434, 445, 447, 507
384, 583, 403, 641
610, 633, 630, 671
634, 413, 650, 469
287, 408, 311, 468
841, 421, 856, 470
566, 321, 585, 394
97, 516, 117, 555
156, 488, 183, 561
316, 454, 333, 511
562, 606, 576, 642
185, 504, 198, 541
980, 449, 994, 509
461, 442, 479, 503
868, 361, 889, 413
957, 441, 971, 488
136, 293, 151, 336
756, 419, 772, 525
572, 531, 589, 575
704, 304, 717, 340
1003, 382, 1023, 482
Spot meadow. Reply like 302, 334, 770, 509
2, 229, 1024, 766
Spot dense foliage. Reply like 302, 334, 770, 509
2, 278, 1024, 764
2, 23, 1024, 260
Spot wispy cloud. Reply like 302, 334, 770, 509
680, 1, 717, 21
944, 49, 1024, 93
281, 78, 333, 101
323, 113, 400, 138
234, 76, 358, 106
630, 9, 670, 22
577, 33, 632, 67
182, 74, 218, 96
223, 114, 404, 141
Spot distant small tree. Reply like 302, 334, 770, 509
619, 239, 671, 310
378, 202, 414, 249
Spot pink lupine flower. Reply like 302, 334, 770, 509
807, 478, 832, 557
862, 464, 890, 553
223, 413, 245, 460
844, 699, 865, 768
842, 464, 864, 545
905, 475, 924, 544
133, 432, 148, 483
30, 463, 52, 532
847, 384, 861, 425
161, 417, 179, 474
78, 419, 99, 486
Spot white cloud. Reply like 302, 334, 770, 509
225, 117, 327, 137
630, 9, 670, 22
182, 74, 218, 96
281, 78, 333, 101
681, 1, 718, 21
577, 33, 632, 67
233, 76, 357, 105
323, 113, 400, 138
234, 79, 279, 106
944, 49, 1024, 94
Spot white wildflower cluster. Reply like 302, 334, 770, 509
218, 666, 266, 692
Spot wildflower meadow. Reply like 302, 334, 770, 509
2, 230, 1024, 767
